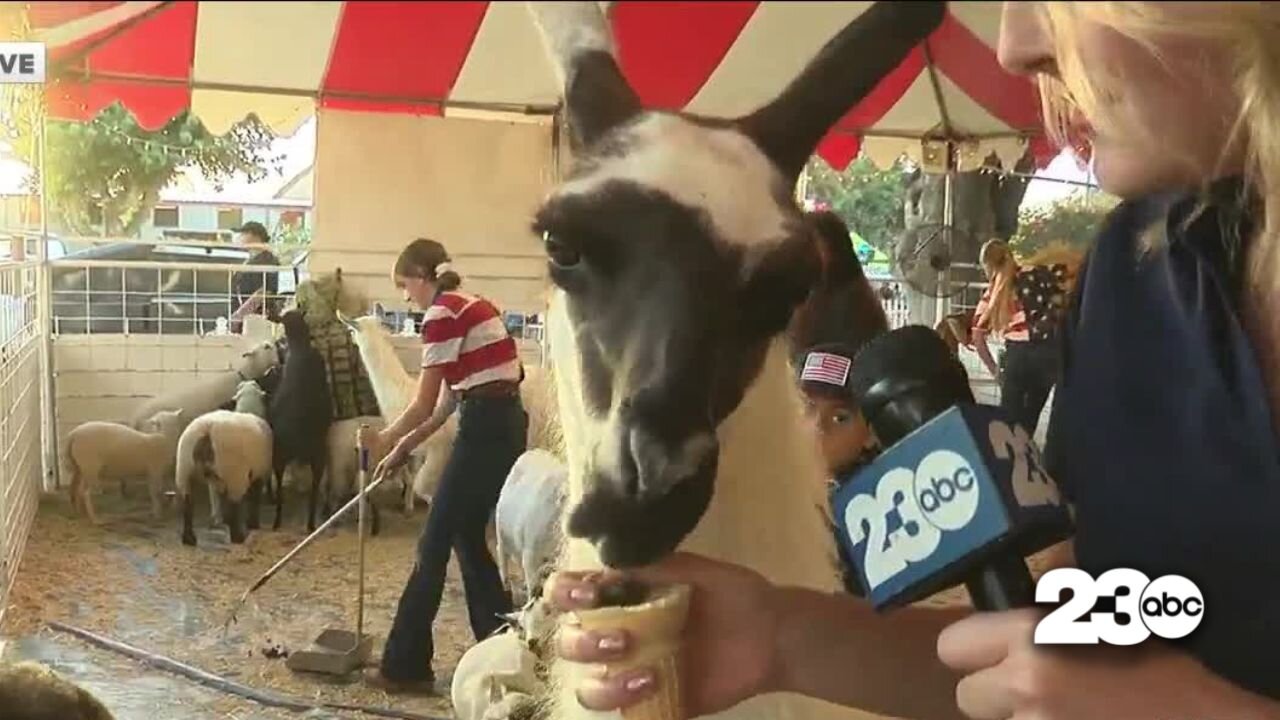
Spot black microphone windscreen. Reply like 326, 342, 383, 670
850, 325, 975, 445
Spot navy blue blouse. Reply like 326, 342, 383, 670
1044, 176, 1280, 699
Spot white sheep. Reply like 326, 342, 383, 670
174, 408, 274, 546
495, 449, 567, 602
63, 409, 186, 524
231, 378, 269, 420
323, 415, 415, 534
129, 341, 278, 431
192, 380, 271, 529
452, 632, 542, 720
452, 597, 554, 720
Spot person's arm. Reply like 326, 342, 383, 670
380, 299, 463, 446
772, 588, 970, 719
969, 287, 1001, 382
971, 327, 1001, 382
397, 386, 458, 451
381, 366, 445, 446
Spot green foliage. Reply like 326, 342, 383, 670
271, 219, 312, 263
1010, 191, 1119, 257
804, 155, 910, 253
6, 101, 281, 236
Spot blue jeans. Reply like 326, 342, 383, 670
1000, 339, 1059, 436
379, 393, 527, 681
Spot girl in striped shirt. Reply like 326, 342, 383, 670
365, 238, 528, 694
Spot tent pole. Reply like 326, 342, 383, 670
936, 142, 955, 324
36, 111, 58, 491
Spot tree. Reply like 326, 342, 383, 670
804, 155, 911, 253
6, 101, 282, 236
1010, 191, 1119, 257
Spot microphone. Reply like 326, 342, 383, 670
831, 326, 1073, 611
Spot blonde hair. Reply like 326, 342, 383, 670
975, 239, 1018, 334
1036, 2, 1280, 422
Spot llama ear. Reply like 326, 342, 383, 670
741, 239, 822, 337
336, 309, 359, 331
737, 1, 945, 181
528, 1, 641, 150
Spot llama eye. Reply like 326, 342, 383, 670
543, 231, 581, 269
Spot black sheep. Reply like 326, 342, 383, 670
258, 309, 333, 532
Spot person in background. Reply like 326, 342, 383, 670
363, 238, 527, 694
798, 342, 880, 489
540, 3, 1280, 719
230, 220, 282, 327
970, 238, 1069, 435
796, 341, 880, 598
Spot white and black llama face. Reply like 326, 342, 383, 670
529, 1, 944, 567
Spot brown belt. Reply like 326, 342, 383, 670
460, 379, 520, 399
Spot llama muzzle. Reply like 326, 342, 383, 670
566, 425, 718, 568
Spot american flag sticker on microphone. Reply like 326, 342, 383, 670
802, 351, 852, 387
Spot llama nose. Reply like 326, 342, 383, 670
623, 425, 718, 502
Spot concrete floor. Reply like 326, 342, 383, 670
2, 633, 340, 720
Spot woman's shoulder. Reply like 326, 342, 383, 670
428, 290, 505, 321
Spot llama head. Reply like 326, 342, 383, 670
277, 309, 312, 347
338, 312, 397, 359
528, 1, 944, 567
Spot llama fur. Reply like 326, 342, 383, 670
268, 309, 334, 532
526, 0, 920, 715
63, 409, 186, 524
341, 314, 561, 508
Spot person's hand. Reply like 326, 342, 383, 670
937, 609, 1245, 719
374, 435, 412, 478
543, 553, 784, 717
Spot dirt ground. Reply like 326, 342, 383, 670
0, 475, 1066, 720
1, 484, 489, 719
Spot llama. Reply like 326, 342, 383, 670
339, 313, 461, 507
787, 210, 890, 357
526, 3, 945, 719
338, 313, 560, 500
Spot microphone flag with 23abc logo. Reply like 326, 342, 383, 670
1034, 568, 1205, 645
831, 404, 1072, 610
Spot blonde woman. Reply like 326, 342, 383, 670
539, 3, 1280, 719
970, 238, 1069, 434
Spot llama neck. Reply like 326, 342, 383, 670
353, 330, 416, 422
564, 339, 842, 592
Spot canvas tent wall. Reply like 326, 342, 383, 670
307, 109, 558, 317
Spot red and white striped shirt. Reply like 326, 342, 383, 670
421, 291, 522, 391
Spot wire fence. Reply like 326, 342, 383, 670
0, 259, 44, 625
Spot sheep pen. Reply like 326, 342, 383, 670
0, 486, 526, 719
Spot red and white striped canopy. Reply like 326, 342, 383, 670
27, 1, 1057, 171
